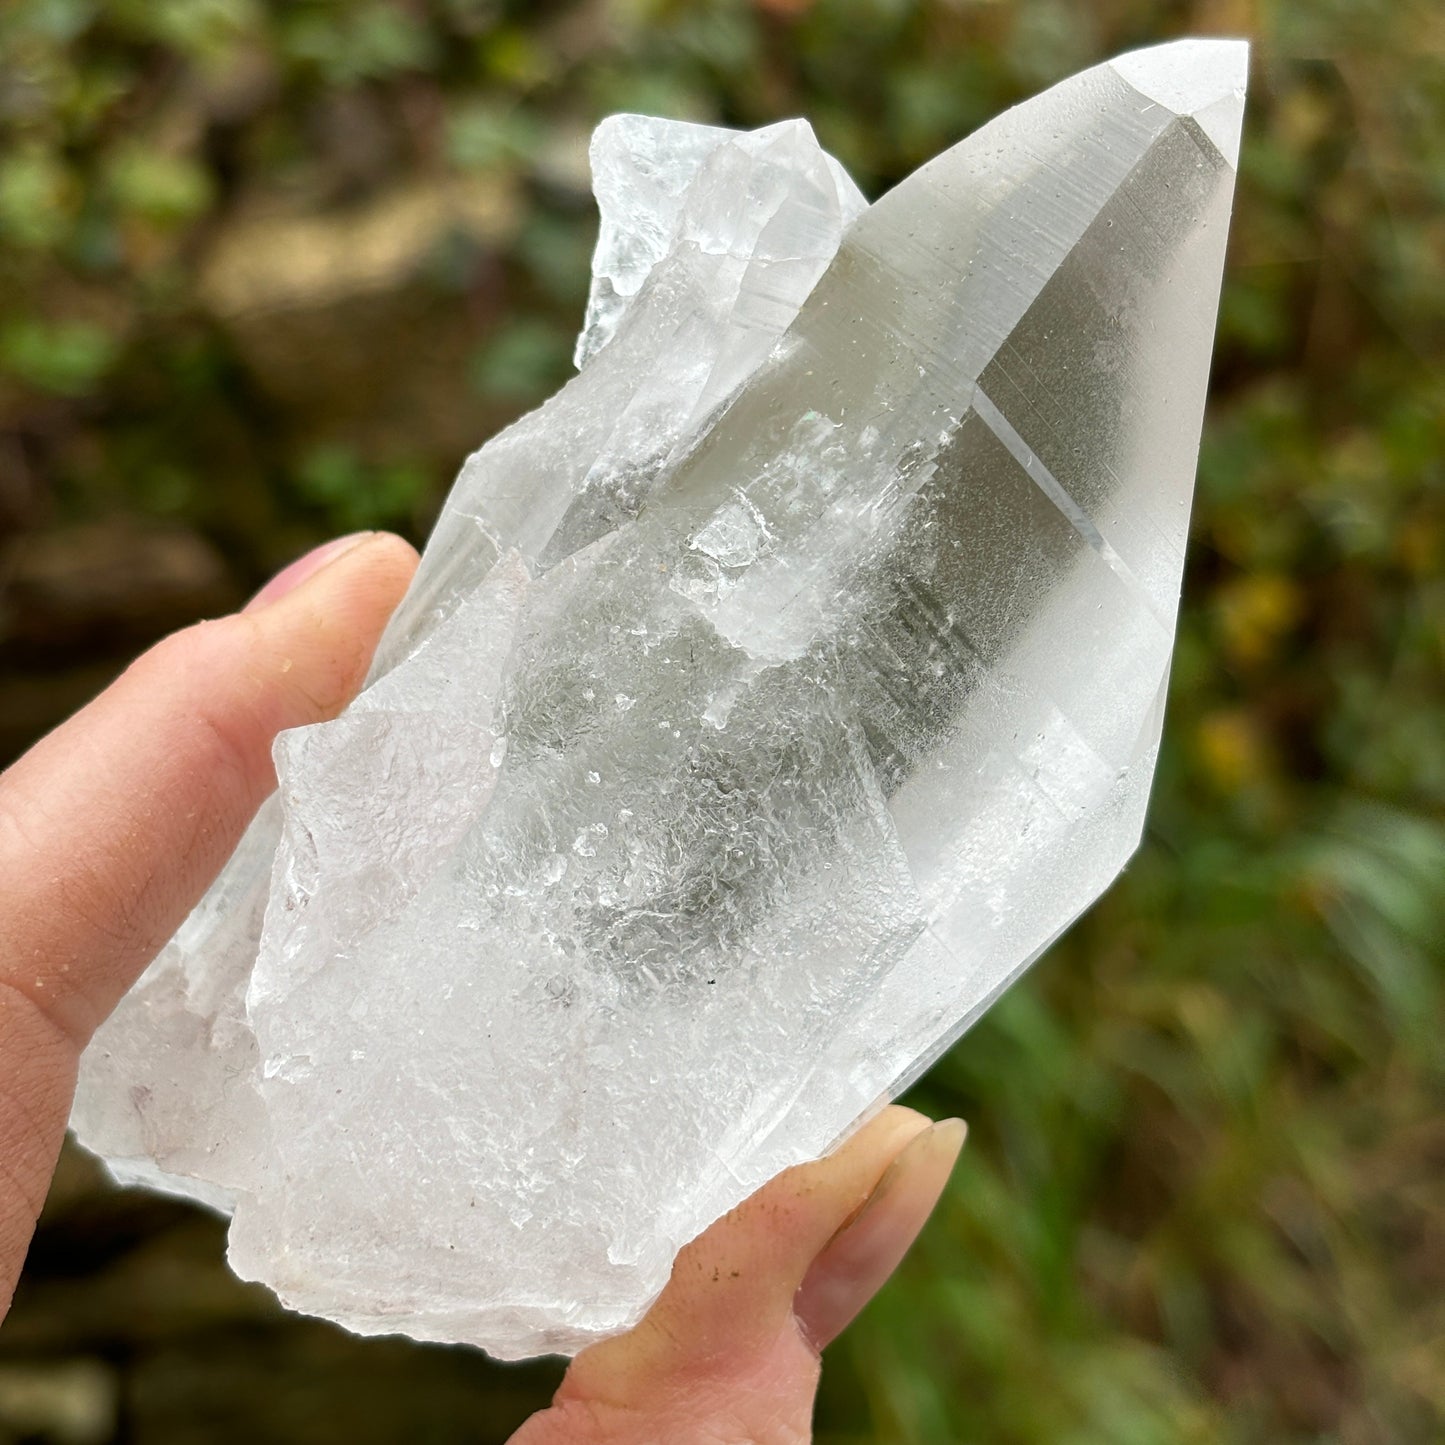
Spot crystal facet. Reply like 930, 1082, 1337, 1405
72, 41, 1248, 1359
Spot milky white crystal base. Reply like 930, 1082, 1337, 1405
73, 41, 1247, 1359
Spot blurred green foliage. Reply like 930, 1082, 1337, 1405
0, 1, 1441, 1443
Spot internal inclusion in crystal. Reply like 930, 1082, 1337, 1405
71, 40, 1248, 1359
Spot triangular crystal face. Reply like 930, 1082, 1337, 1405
72, 40, 1248, 1359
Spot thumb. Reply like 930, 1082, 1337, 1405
513, 1107, 965, 1445
0, 530, 416, 1317
0, 530, 418, 1046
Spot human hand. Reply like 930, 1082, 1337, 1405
0, 531, 964, 1442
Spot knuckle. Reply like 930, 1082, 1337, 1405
0, 972, 89, 1059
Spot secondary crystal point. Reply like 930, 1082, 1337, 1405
72, 40, 1247, 1359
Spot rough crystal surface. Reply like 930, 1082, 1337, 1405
72, 41, 1247, 1358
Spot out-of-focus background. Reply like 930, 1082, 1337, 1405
0, 0, 1441, 1440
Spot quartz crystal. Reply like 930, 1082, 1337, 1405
72, 41, 1248, 1358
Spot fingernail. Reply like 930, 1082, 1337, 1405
244, 533, 375, 613
793, 1117, 965, 1350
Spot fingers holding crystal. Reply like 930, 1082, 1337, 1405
0, 534, 416, 1319
513, 1106, 962, 1445
0, 533, 417, 1041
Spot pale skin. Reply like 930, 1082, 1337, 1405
0, 533, 964, 1444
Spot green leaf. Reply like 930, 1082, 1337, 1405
0, 318, 119, 395
106, 145, 213, 227
469, 318, 573, 402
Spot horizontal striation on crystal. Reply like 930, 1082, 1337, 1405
72, 39, 1247, 1358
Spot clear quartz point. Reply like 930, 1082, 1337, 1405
72, 40, 1248, 1358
